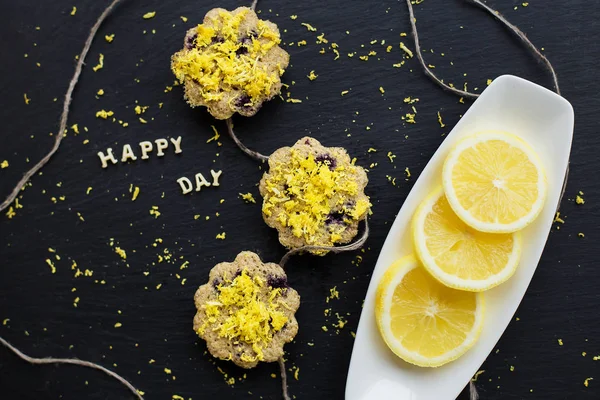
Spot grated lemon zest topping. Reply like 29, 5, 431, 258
171, 9, 285, 109
198, 270, 288, 362
262, 151, 370, 245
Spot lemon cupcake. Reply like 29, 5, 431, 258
171, 7, 289, 120
193, 251, 300, 368
259, 137, 371, 251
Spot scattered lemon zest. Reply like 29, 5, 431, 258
307, 70, 318, 81
132, 186, 140, 201
437, 111, 446, 128
332, 46, 340, 60
6, 207, 16, 219
105, 34, 115, 43
558, 338, 563, 346
207, 125, 220, 143
403, 113, 416, 124
150, 206, 161, 218
114, 322, 122, 328
554, 212, 565, 224
326, 286, 340, 303
239, 192, 256, 203
114, 247, 127, 260
216, 232, 226, 239
70, 6, 77, 16
143, 11, 156, 19
134, 105, 149, 115
333, 312, 347, 330
399, 42, 413, 58
300, 22, 317, 32
45, 259, 56, 274
96, 109, 114, 119
471, 370, 485, 382
24, 93, 30, 105
180, 16, 188, 22
92, 54, 104, 72
584, 377, 593, 387
1, 160, 8, 169
576, 194, 585, 205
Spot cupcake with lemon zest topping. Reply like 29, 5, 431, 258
259, 137, 371, 252
193, 251, 300, 368
171, 7, 289, 120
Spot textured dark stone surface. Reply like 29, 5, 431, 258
0, 0, 599, 399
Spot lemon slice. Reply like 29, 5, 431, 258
375, 255, 484, 367
413, 187, 522, 291
442, 131, 547, 233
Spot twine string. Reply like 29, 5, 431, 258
404, 0, 476, 99
278, 357, 291, 400
222, 0, 266, 162
469, 381, 480, 400
275, 219, 369, 398
0, 2, 143, 399
279, 217, 370, 269
225, 118, 269, 162
0, 336, 143, 399
404, 0, 560, 99
465, 0, 560, 95
0, 0, 124, 213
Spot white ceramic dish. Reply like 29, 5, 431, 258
346, 75, 574, 400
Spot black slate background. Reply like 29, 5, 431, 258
0, 0, 599, 399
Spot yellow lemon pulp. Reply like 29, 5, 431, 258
413, 187, 521, 291
375, 256, 484, 367
442, 131, 547, 233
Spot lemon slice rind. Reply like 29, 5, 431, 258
412, 187, 522, 292
375, 255, 484, 368
442, 131, 547, 233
